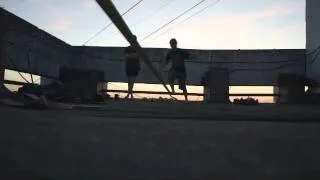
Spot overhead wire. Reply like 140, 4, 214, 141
150, 0, 221, 42
82, 0, 144, 46
130, 0, 177, 28
96, 0, 176, 43
139, 0, 207, 44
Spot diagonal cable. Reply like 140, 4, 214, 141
150, 0, 221, 42
83, 0, 144, 45
131, 0, 176, 27
139, 0, 206, 43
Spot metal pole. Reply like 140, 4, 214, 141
95, 0, 172, 94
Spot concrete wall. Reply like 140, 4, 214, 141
76, 47, 305, 86
0, 8, 5, 85
1, 7, 307, 86
306, 0, 320, 83
1, 8, 73, 79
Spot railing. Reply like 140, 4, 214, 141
4, 80, 280, 97
105, 90, 280, 97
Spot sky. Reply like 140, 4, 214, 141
0, 0, 306, 49
0, 0, 307, 102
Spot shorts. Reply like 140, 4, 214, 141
168, 69, 187, 91
126, 68, 139, 77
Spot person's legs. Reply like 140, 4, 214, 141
125, 68, 130, 98
125, 76, 131, 99
125, 68, 138, 99
183, 89, 188, 101
178, 72, 188, 101
168, 69, 175, 94
125, 77, 135, 99
128, 76, 136, 99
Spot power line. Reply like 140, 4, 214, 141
83, 0, 144, 46
130, 0, 176, 27
96, 0, 176, 42
151, 0, 221, 42
140, 0, 207, 43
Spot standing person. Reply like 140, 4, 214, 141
124, 35, 140, 99
164, 38, 190, 101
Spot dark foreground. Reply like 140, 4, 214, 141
1, 101, 320, 179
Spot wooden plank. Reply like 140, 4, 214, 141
95, 0, 171, 94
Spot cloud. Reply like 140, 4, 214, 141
41, 1, 109, 44
46, 1, 99, 34
51, 19, 73, 33
44, 6, 76, 35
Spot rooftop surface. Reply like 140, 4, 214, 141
1, 101, 320, 179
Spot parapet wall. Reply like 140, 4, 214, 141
306, 0, 320, 83
1, 7, 72, 78
1, 7, 306, 86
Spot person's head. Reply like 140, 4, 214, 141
169, 38, 177, 49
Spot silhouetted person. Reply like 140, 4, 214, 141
164, 38, 190, 101
124, 35, 140, 99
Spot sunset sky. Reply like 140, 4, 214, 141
1, 0, 306, 102
1, 0, 306, 48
